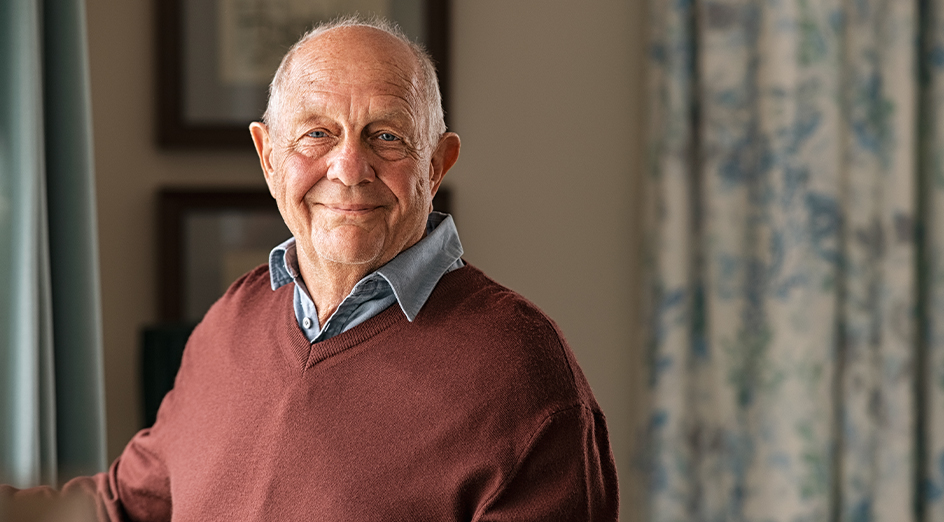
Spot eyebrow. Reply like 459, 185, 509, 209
368, 107, 417, 127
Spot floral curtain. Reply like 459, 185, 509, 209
643, 0, 944, 520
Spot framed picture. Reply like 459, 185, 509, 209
156, 0, 451, 149
157, 188, 290, 321
156, 186, 452, 322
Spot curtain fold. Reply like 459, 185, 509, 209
921, 3, 944, 521
0, 0, 106, 488
643, 0, 939, 520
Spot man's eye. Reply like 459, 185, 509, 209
307, 130, 328, 138
378, 133, 399, 142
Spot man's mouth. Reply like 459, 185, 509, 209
323, 203, 381, 215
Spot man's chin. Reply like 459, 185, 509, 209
320, 251, 383, 267
312, 239, 388, 268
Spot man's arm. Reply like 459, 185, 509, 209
475, 404, 620, 521
0, 428, 173, 522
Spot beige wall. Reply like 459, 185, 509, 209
450, 2, 645, 516
87, 1, 645, 518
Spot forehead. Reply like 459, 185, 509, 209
284, 27, 422, 119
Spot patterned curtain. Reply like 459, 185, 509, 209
643, 0, 944, 520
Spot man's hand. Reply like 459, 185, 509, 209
1, 485, 97, 522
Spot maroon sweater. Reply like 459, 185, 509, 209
6, 264, 618, 521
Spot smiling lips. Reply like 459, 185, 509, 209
322, 203, 382, 216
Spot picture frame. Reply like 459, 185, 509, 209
157, 188, 290, 321
155, 0, 452, 149
156, 186, 453, 322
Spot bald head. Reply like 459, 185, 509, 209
247, 17, 461, 311
263, 18, 446, 150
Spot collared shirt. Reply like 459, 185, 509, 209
268, 211, 464, 343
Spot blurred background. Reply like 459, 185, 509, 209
15, 0, 944, 521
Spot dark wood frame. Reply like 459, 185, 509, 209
157, 188, 280, 320
155, 0, 452, 149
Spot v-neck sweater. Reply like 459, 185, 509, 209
11, 263, 619, 521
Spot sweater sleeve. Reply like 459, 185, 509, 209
0, 429, 172, 522
91, 428, 173, 521
475, 404, 620, 522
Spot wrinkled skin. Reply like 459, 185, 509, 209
250, 26, 460, 323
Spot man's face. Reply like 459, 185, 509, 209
251, 27, 455, 277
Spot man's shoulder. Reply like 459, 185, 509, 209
428, 264, 559, 335
192, 263, 287, 342
421, 264, 599, 410
228, 262, 275, 293
178, 263, 294, 374
215, 263, 281, 310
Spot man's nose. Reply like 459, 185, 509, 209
326, 137, 374, 186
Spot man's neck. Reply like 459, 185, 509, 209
298, 259, 376, 326
295, 231, 429, 326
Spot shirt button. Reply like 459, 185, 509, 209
303, 317, 313, 329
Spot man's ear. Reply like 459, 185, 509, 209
249, 122, 277, 196
428, 132, 461, 199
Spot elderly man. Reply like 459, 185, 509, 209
2, 18, 618, 521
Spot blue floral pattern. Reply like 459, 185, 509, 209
642, 1, 934, 520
